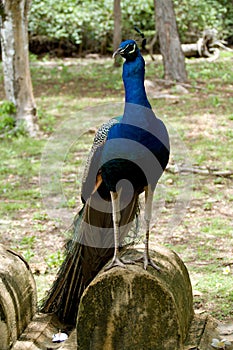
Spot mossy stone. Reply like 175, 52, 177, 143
77, 245, 193, 350
0, 244, 37, 350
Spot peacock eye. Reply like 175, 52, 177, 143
127, 44, 136, 54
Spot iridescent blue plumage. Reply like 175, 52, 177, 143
101, 40, 169, 194
114, 40, 151, 108
41, 39, 170, 324
123, 49, 151, 108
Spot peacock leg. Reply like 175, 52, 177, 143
135, 185, 160, 271
144, 185, 160, 270
104, 190, 126, 270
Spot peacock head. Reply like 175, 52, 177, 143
113, 40, 139, 61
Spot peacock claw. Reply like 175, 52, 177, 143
134, 256, 161, 272
104, 257, 135, 271
146, 258, 161, 271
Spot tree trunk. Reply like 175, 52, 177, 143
155, 0, 187, 82
0, 0, 37, 136
113, 0, 121, 66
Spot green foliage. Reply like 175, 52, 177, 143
0, 100, 16, 115
173, 0, 233, 41
0, 101, 29, 137
29, 0, 157, 53
0, 101, 16, 133
29, 0, 115, 50
121, 0, 154, 38
0, 114, 15, 132
45, 250, 64, 269
29, 0, 233, 54
17, 236, 36, 262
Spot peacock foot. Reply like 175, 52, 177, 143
134, 255, 161, 271
104, 256, 135, 271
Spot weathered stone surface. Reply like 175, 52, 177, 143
7, 242, 227, 350
11, 312, 225, 350
0, 244, 37, 350
184, 314, 233, 350
76, 245, 194, 350
11, 313, 71, 350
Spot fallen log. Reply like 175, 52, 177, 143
166, 164, 233, 178
181, 29, 233, 59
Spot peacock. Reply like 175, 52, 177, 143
41, 39, 170, 325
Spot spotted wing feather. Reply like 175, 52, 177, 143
81, 117, 120, 202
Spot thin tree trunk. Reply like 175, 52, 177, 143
113, 0, 121, 66
0, 0, 37, 136
154, 0, 187, 82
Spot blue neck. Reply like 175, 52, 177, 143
122, 54, 151, 109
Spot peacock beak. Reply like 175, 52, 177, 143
112, 47, 124, 58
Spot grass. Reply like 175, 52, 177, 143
0, 136, 43, 216
0, 51, 233, 318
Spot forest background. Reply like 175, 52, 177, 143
28, 0, 233, 56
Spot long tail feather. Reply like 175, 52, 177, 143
40, 207, 85, 325
41, 191, 139, 325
